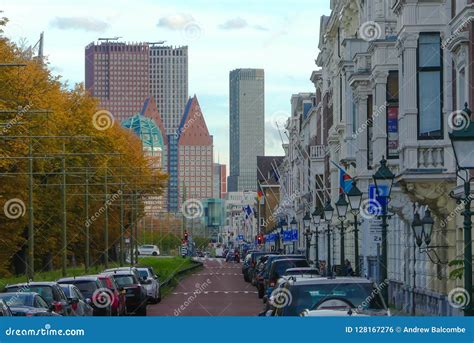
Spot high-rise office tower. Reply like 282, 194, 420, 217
176, 96, 214, 211
149, 45, 188, 135
85, 41, 150, 122
228, 69, 265, 192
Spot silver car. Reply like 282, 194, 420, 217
136, 267, 161, 304
137, 245, 160, 256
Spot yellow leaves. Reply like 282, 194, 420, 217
0, 31, 167, 276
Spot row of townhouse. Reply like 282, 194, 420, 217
279, 0, 474, 315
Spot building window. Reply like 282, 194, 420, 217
417, 33, 443, 139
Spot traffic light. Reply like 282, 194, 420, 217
257, 234, 263, 245
184, 231, 189, 242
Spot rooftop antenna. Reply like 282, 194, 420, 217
98, 37, 122, 43
147, 41, 166, 45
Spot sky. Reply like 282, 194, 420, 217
1, 0, 330, 167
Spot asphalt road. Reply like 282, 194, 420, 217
148, 258, 263, 316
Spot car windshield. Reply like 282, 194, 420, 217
70, 281, 97, 298
114, 275, 136, 286
0, 294, 33, 307
60, 286, 71, 297
281, 283, 385, 316
7, 286, 54, 304
274, 260, 309, 278
285, 269, 319, 276
138, 270, 149, 278
142, 245, 154, 249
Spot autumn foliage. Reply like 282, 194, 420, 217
0, 18, 167, 277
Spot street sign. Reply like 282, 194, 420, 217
368, 183, 387, 215
237, 235, 244, 241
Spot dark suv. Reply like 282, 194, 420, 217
5, 282, 73, 316
57, 276, 112, 316
109, 270, 147, 316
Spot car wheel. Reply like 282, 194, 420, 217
152, 252, 158, 256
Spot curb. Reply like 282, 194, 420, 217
159, 260, 203, 289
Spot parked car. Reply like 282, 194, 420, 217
248, 251, 269, 285
104, 267, 141, 282
0, 298, 12, 316
136, 267, 161, 304
57, 276, 112, 316
283, 267, 320, 277
262, 255, 307, 296
58, 284, 93, 316
0, 292, 60, 317
137, 245, 160, 256
98, 273, 127, 316
268, 258, 310, 292
272, 277, 389, 316
109, 270, 147, 316
242, 250, 257, 282
254, 254, 278, 298
4, 282, 73, 316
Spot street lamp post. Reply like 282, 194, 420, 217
335, 193, 348, 271
411, 211, 422, 316
290, 217, 297, 254
282, 218, 288, 254
312, 206, 322, 266
324, 201, 334, 277
303, 212, 312, 260
448, 103, 474, 316
347, 181, 363, 276
372, 156, 395, 305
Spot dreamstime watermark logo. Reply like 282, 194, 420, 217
357, 279, 389, 311
92, 288, 114, 308
1, 103, 32, 135
359, 21, 382, 42
440, 194, 474, 228
181, 199, 204, 219
174, 110, 202, 138
174, 279, 212, 316
3, 198, 26, 219
360, 198, 382, 220
85, 190, 122, 228
92, 110, 115, 131
183, 21, 202, 41
270, 288, 292, 309
448, 109, 471, 131
271, 110, 290, 130
448, 287, 470, 309
442, 16, 474, 49
352, 102, 387, 139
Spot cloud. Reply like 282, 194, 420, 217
252, 24, 269, 31
50, 17, 109, 32
219, 17, 248, 30
157, 13, 195, 30
219, 18, 269, 31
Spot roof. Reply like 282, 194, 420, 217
57, 276, 99, 283
5, 281, 58, 288
287, 277, 374, 286
122, 113, 165, 153
177, 95, 213, 146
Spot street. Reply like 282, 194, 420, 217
148, 258, 262, 316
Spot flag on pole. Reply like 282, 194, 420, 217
257, 190, 263, 202
331, 160, 352, 193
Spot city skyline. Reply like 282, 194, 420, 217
1, 0, 328, 167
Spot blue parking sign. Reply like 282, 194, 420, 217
368, 184, 387, 215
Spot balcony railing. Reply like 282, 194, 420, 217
310, 145, 326, 160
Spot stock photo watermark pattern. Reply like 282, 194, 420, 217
92, 109, 115, 131
181, 198, 204, 219
3, 198, 26, 219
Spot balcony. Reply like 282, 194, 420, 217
310, 145, 326, 161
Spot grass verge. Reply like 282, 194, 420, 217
137, 256, 202, 297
